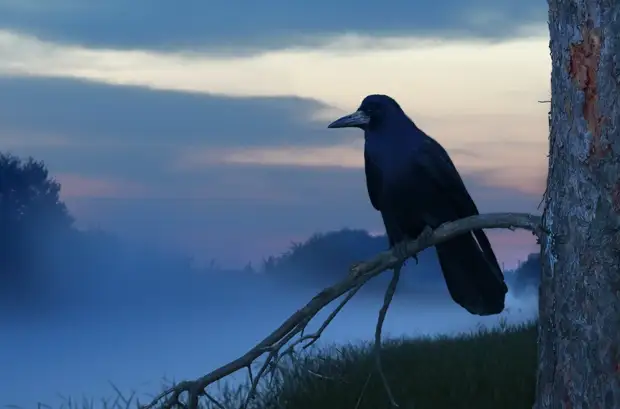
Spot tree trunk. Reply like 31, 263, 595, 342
536, 1, 620, 408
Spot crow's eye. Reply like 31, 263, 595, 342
364, 104, 378, 114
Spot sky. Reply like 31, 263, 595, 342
0, 2, 549, 407
0, 0, 550, 268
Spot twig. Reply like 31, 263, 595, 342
241, 320, 308, 409
374, 263, 403, 407
354, 372, 373, 409
300, 283, 364, 350
243, 286, 365, 407
140, 212, 542, 409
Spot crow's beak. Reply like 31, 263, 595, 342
327, 110, 370, 129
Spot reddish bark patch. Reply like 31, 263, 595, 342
568, 19, 609, 161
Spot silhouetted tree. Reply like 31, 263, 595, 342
260, 228, 450, 294
0, 153, 73, 291
261, 229, 389, 277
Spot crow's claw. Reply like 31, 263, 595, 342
393, 241, 410, 262
418, 226, 434, 246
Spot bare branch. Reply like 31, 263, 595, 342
241, 320, 308, 409
141, 212, 541, 409
374, 263, 403, 407
299, 283, 364, 351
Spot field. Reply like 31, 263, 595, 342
45, 320, 537, 409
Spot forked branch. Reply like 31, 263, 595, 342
141, 212, 542, 409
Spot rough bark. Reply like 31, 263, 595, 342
536, 1, 620, 408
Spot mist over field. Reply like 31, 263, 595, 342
1, 223, 539, 408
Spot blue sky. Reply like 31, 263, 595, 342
0, 0, 550, 267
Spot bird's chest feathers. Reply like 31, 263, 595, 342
365, 137, 417, 197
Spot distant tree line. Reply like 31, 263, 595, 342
261, 226, 541, 294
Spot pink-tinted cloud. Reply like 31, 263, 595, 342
173, 143, 364, 170
56, 173, 153, 199
176, 143, 546, 200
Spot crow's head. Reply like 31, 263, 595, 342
327, 94, 404, 131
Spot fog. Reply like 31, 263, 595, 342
1, 260, 538, 409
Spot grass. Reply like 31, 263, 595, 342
30, 321, 537, 409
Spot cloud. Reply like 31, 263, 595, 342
0, 30, 550, 194
176, 142, 365, 169
0, 30, 551, 118
0, 75, 330, 150
175, 136, 547, 196
0, 0, 545, 51
175, 141, 546, 195
56, 173, 153, 198
0, 79, 548, 196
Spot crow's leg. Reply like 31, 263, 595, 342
393, 241, 416, 264
393, 227, 434, 265
417, 226, 434, 245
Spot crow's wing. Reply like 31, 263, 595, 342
415, 136, 479, 217
411, 134, 502, 273
364, 148, 382, 211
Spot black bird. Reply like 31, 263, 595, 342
327, 94, 507, 316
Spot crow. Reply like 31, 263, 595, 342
327, 94, 507, 315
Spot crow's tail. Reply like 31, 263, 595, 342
435, 230, 507, 316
